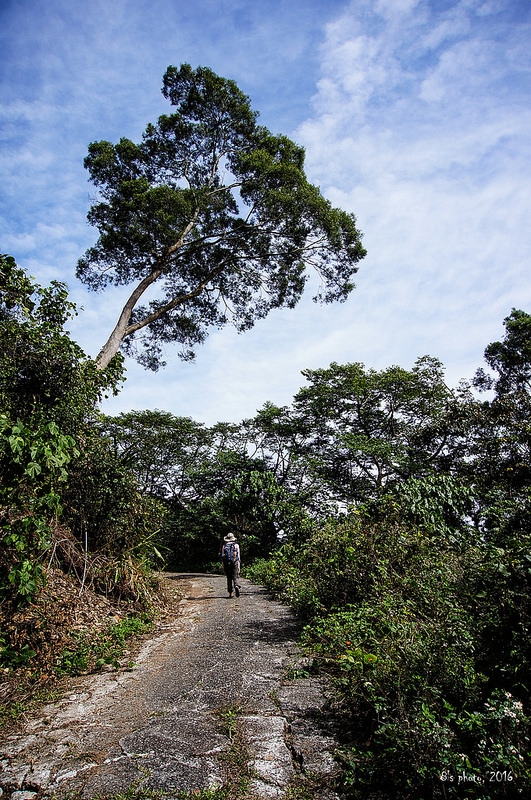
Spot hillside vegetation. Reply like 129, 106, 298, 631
1, 253, 529, 798
0, 255, 165, 716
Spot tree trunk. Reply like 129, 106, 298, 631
95, 215, 203, 369
95, 259, 228, 370
95, 269, 162, 370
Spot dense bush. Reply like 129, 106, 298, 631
0, 256, 165, 611
250, 510, 530, 798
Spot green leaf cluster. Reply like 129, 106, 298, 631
0, 414, 78, 600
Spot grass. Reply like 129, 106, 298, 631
214, 705, 256, 798
0, 699, 29, 727
56, 614, 152, 676
0, 614, 151, 729
0, 684, 61, 728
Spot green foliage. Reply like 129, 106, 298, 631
215, 705, 242, 741
0, 636, 37, 668
475, 308, 531, 395
0, 255, 164, 683
0, 684, 61, 728
56, 614, 151, 675
98, 788, 229, 800
0, 257, 119, 605
290, 356, 471, 506
377, 473, 474, 540
0, 699, 30, 726
0, 253, 123, 429
253, 509, 530, 798
240, 402, 330, 524
468, 310, 531, 537
101, 411, 213, 497
212, 467, 294, 562
62, 426, 166, 556
99, 411, 304, 569
0, 414, 78, 601
3, 241, 531, 798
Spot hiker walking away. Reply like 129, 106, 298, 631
221, 532, 241, 598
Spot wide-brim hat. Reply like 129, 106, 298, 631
224, 533, 237, 542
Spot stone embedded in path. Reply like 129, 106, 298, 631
244, 714, 294, 795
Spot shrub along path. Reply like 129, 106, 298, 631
0, 575, 341, 800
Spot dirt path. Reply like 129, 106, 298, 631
0, 575, 342, 800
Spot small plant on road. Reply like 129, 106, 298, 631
214, 705, 256, 799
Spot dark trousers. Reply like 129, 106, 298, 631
224, 562, 241, 595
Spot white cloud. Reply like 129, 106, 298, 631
375, 0, 421, 16
421, 3, 472, 50
289, 0, 531, 399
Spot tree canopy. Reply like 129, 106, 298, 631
77, 64, 366, 370
288, 356, 471, 505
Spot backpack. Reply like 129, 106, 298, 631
222, 541, 237, 565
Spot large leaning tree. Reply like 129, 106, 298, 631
77, 64, 366, 370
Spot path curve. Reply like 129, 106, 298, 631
0, 575, 342, 800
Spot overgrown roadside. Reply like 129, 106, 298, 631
0, 565, 179, 729
0, 574, 342, 800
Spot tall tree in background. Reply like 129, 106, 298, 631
291, 356, 470, 506
77, 64, 365, 370
471, 309, 531, 537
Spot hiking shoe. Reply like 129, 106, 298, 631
235, 587, 240, 597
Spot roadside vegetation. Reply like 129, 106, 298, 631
0, 254, 165, 720
248, 312, 531, 797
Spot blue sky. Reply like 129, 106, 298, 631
1, 0, 530, 424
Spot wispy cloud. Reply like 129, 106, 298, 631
291, 0, 531, 390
